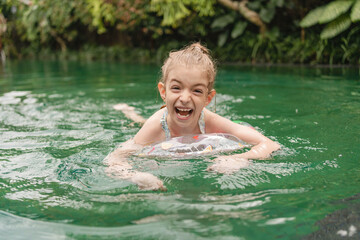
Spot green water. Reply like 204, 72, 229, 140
0, 60, 359, 239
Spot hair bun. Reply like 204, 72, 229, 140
190, 43, 209, 55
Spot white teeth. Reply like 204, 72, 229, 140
177, 112, 190, 117
176, 108, 191, 112
176, 107, 192, 118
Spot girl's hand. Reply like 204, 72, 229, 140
207, 155, 250, 174
130, 172, 167, 191
105, 150, 166, 191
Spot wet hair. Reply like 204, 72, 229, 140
160, 42, 217, 91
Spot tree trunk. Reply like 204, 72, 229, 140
0, 13, 7, 61
49, 29, 67, 52
217, 0, 266, 35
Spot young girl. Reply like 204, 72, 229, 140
105, 43, 280, 191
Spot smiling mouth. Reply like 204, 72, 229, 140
175, 108, 193, 118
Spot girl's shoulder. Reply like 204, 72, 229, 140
203, 108, 232, 123
146, 108, 165, 122
133, 108, 166, 145
203, 108, 238, 133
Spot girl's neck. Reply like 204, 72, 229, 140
166, 117, 201, 137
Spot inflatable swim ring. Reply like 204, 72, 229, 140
137, 133, 249, 158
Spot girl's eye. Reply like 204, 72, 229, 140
194, 89, 203, 94
171, 86, 180, 90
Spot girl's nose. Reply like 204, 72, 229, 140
180, 90, 191, 103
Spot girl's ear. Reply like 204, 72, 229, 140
206, 89, 216, 106
158, 82, 166, 101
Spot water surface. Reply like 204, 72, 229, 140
1, 60, 360, 239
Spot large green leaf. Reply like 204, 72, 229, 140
260, 6, 275, 23
231, 21, 247, 38
320, 14, 352, 39
218, 31, 229, 47
300, 6, 325, 28
318, 0, 354, 24
269, 0, 284, 8
275, 0, 284, 7
211, 14, 235, 29
350, 0, 360, 21
247, 1, 261, 10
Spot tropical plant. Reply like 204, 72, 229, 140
151, 0, 286, 47
4, 0, 165, 52
8, 0, 91, 51
211, 0, 286, 47
1, 0, 360, 65
340, 25, 360, 63
150, 0, 216, 27
300, 0, 360, 39
86, 0, 117, 34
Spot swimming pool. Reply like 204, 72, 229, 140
1, 60, 359, 239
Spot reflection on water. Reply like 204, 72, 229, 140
0, 61, 360, 239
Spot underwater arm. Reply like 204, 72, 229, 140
113, 103, 146, 125
105, 139, 166, 191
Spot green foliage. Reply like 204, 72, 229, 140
318, 0, 353, 24
301, 0, 360, 39
150, 0, 190, 27
259, 0, 278, 23
150, 0, 286, 48
217, 30, 229, 47
340, 26, 360, 63
320, 14, 352, 39
211, 0, 287, 47
250, 0, 284, 23
86, 0, 116, 34
150, 0, 215, 27
250, 27, 281, 62
300, 6, 326, 28
1, 0, 360, 65
3, 0, 165, 52
231, 21, 248, 39
211, 14, 235, 29
14, 0, 87, 50
350, 0, 360, 21
211, 13, 236, 47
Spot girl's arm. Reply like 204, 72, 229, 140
228, 123, 280, 159
105, 139, 166, 191
205, 111, 280, 173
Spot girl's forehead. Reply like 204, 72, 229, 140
168, 79, 208, 89
167, 75, 209, 89
167, 65, 208, 80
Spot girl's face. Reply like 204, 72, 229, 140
158, 65, 215, 132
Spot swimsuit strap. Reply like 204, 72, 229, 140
160, 108, 171, 140
199, 110, 206, 134
161, 107, 206, 140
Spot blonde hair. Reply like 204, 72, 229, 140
160, 43, 217, 91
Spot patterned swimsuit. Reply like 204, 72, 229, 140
160, 107, 205, 140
